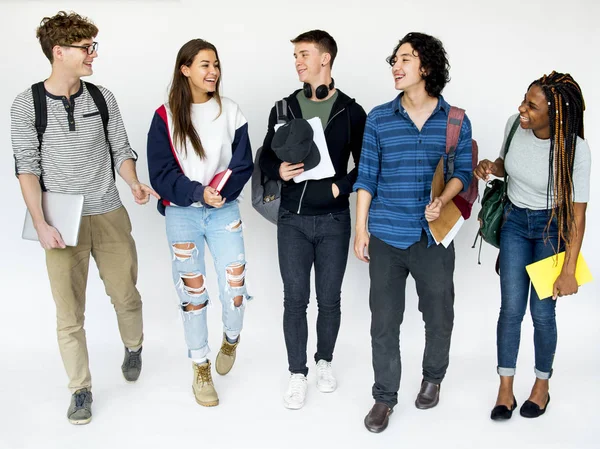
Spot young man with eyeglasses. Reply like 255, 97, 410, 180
10, 11, 158, 425
259, 30, 366, 409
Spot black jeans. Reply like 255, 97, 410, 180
369, 232, 455, 408
277, 207, 351, 375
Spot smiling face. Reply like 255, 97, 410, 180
181, 49, 220, 101
293, 42, 328, 85
518, 84, 550, 139
390, 43, 426, 93
56, 38, 98, 78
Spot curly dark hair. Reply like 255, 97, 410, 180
36, 11, 98, 63
386, 32, 450, 97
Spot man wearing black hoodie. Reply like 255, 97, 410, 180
260, 30, 366, 410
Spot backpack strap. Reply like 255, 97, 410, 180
84, 81, 109, 143
260, 99, 289, 187
275, 99, 288, 124
501, 116, 521, 199
503, 116, 520, 160
31, 82, 48, 191
32, 82, 47, 149
445, 106, 465, 182
84, 81, 127, 179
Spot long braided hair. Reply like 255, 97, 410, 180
529, 71, 585, 249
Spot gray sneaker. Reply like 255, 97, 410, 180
121, 346, 142, 382
67, 388, 93, 425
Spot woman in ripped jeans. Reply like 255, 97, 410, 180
147, 38, 253, 406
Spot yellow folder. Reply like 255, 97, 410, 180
525, 252, 593, 300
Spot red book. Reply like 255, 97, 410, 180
209, 169, 232, 194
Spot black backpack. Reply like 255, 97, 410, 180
251, 99, 288, 224
30, 81, 112, 189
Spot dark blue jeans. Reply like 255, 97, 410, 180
277, 207, 351, 375
498, 203, 559, 380
369, 232, 455, 408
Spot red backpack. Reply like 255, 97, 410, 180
445, 106, 478, 219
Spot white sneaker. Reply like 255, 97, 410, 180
283, 373, 308, 409
316, 359, 337, 393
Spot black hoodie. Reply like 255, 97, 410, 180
259, 89, 367, 215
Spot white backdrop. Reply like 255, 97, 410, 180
1, 1, 598, 448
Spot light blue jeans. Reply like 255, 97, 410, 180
165, 201, 250, 359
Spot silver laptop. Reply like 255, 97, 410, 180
22, 191, 85, 247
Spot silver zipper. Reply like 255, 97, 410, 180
297, 181, 308, 214
325, 107, 345, 131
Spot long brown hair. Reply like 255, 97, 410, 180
168, 39, 222, 159
529, 71, 585, 249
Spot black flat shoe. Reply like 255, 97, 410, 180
491, 396, 517, 421
520, 394, 550, 418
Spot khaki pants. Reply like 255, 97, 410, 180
45, 206, 143, 392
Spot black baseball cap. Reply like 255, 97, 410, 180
272, 119, 321, 171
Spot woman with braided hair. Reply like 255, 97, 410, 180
474, 72, 591, 420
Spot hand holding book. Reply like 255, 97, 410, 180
209, 169, 232, 194
525, 252, 592, 300
203, 169, 232, 208
428, 157, 464, 247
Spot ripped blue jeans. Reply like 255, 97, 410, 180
165, 201, 250, 359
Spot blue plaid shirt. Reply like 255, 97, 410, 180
354, 94, 472, 250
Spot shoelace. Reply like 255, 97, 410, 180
196, 364, 213, 385
220, 341, 237, 357
74, 391, 89, 409
288, 376, 307, 397
127, 350, 141, 369
317, 362, 334, 381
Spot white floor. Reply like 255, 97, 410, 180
2, 218, 599, 449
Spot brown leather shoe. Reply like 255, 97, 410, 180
364, 402, 393, 433
415, 380, 440, 409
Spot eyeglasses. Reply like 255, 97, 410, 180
62, 41, 98, 55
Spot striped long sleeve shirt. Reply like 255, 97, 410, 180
11, 82, 137, 216
354, 94, 472, 250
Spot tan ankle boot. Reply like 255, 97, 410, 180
215, 334, 240, 375
192, 360, 219, 406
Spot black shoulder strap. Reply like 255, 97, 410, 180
84, 81, 122, 179
275, 99, 288, 124
31, 82, 48, 191
502, 117, 521, 200
84, 81, 109, 144
504, 116, 520, 159
32, 82, 47, 147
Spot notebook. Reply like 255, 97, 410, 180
22, 191, 85, 247
525, 252, 593, 300
209, 169, 232, 194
